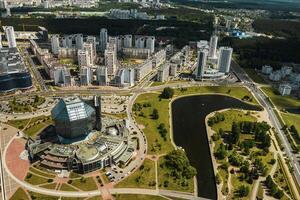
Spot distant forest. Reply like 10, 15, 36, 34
253, 19, 300, 40
0, 17, 213, 48
221, 37, 300, 69
170, 0, 300, 12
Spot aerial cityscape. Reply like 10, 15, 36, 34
0, 0, 300, 200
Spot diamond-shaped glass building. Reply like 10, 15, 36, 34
51, 97, 96, 140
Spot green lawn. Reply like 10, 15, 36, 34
7, 115, 52, 137
114, 194, 167, 200
231, 172, 253, 200
211, 110, 257, 133
70, 177, 98, 191
69, 171, 82, 179
174, 86, 258, 105
281, 112, 300, 144
243, 68, 267, 84
29, 167, 56, 179
150, 82, 166, 87
10, 188, 29, 200
218, 167, 229, 195
257, 182, 264, 200
86, 196, 102, 200
116, 158, 156, 189
28, 192, 58, 200
261, 87, 300, 110
134, 93, 174, 155
60, 183, 78, 191
39, 183, 57, 190
24, 173, 51, 185
209, 110, 274, 198
158, 156, 194, 193
23, 116, 53, 137
7, 118, 31, 130
9, 96, 45, 113
273, 160, 293, 198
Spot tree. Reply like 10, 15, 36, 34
152, 108, 159, 119
160, 87, 174, 99
34, 95, 41, 104
164, 150, 197, 180
215, 143, 227, 160
231, 122, 240, 144
237, 185, 249, 197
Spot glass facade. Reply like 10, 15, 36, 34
51, 98, 96, 139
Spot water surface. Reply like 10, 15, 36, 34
172, 94, 261, 199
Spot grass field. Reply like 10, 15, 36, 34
23, 116, 53, 137
70, 177, 98, 191
243, 68, 267, 84
25, 173, 51, 185
9, 96, 45, 113
40, 183, 57, 190
230, 172, 253, 200
29, 167, 56, 179
261, 87, 300, 110
281, 112, 300, 143
134, 93, 174, 154
158, 156, 194, 193
174, 86, 258, 105
209, 109, 274, 198
10, 188, 29, 200
7, 115, 52, 137
218, 167, 229, 195
273, 161, 293, 198
60, 183, 78, 191
211, 110, 257, 133
116, 158, 156, 189
114, 194, 167, 200
86, 196, 102, 200
28, 192, 59, 200
7, 118, 31, 130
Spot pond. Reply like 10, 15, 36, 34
172, 94, 261, 199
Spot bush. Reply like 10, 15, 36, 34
163, 180, 169, 187
237, 185, 249, 197
160, 87, 174, 99
151, 109, 159, 119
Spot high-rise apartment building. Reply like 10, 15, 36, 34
196, 50, 208, 79
5, 26, 17, 48
51, 34, 60, 55
208, 35, 218, 59
218, 47, 233, 73
78, 49, 91, 68
100, 28, 108, 51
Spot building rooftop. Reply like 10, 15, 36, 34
0, 47, 27, 75
51, 97, 95, 122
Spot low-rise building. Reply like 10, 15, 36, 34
262, 65, 273, 75
278, 84, 292, 96
269, 71, 281, 82
281, 66, 293, 77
